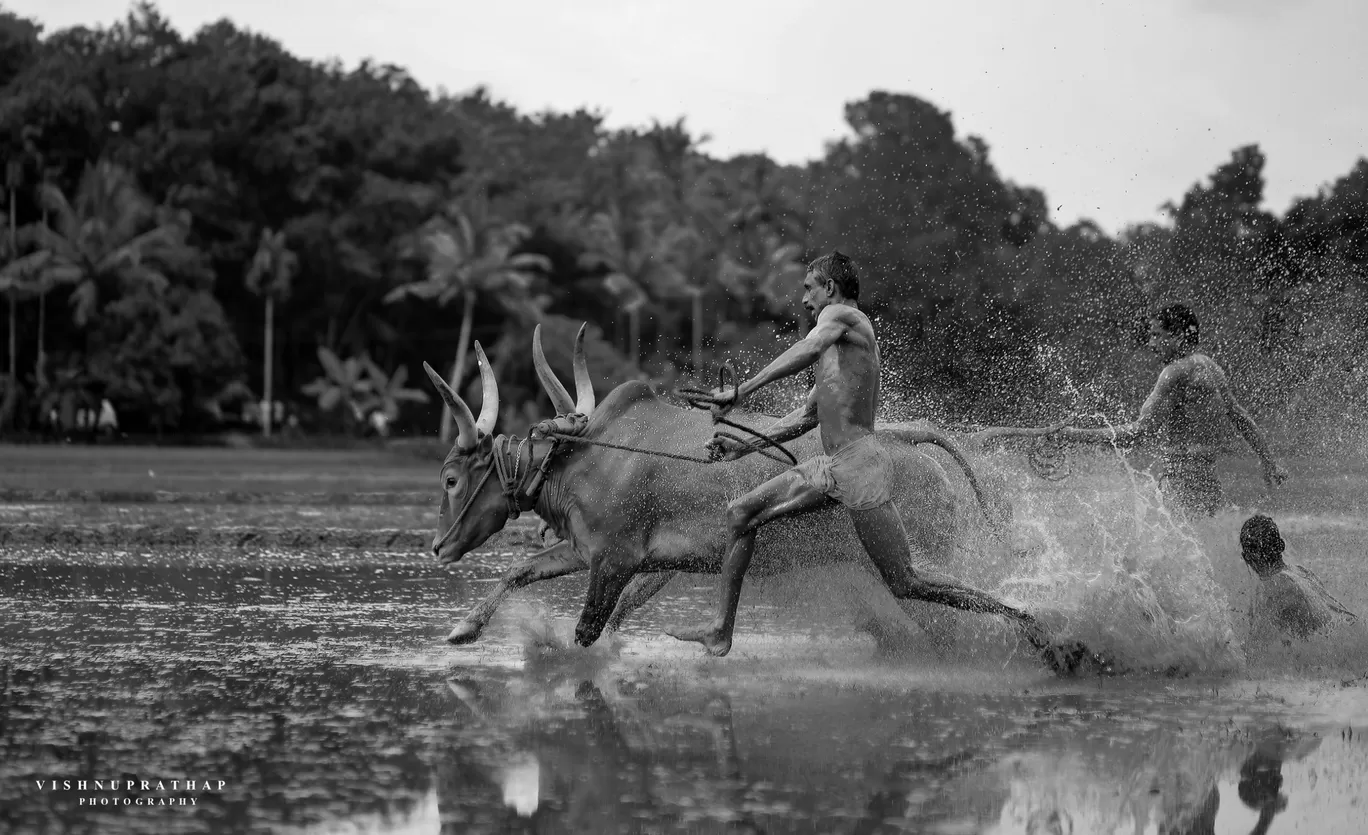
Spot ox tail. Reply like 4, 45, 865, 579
879, 426, 1010, 533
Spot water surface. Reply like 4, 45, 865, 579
3, 540, 1365, 834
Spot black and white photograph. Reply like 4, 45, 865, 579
1, 1, 1365, 832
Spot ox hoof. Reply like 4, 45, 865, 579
573, 625, 598, 648
446, 621, 483, 645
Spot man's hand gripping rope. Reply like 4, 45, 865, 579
674, 362, 798, 467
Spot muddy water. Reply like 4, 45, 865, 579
1, 543, 1365, 835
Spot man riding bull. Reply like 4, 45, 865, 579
980, 304, 1288, 516
668, 250, 1089, 666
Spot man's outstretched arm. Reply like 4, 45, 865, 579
1227, 399, 1288, 486
734, 309, 849, 403
1058, 367, 1177, 447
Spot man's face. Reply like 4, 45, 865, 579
1145, 319, 1184, 361
801, 271, 833, 321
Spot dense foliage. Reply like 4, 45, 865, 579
1, 3, 1364, 447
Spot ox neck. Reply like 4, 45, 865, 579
491, 433, 562, 519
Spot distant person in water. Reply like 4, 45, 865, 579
980, 304, 1288, 516
1240, 514, 1359, 645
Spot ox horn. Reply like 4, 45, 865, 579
473, 341, 499, 436
532, 324, 576, 415
423, 361, 478, 450
571, 323, 595, 415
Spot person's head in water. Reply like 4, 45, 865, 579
1147, 303, 1200, 361
1240, 514, 1287, 576
803, 250, 859, 320
1238, 749, 1289, 833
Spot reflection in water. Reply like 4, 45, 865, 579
2, 547, 1366, 834
497, 753, 539, 817
1233, 729, 1322, 835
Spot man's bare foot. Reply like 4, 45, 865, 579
1016, 618, 1118, 677
1036, 638, 1121, 677
666, 620, 733, 656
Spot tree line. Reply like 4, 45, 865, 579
0, 3, 1364, 449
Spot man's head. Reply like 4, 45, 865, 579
1240, 513, 1286, 575
1146, 303, 1200, 360
802, 250, 859, 319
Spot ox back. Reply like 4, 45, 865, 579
544, 382, 965, 578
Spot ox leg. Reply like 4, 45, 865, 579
845, 502, 1098, 675
447, 542, 586, 645
667, 469, 830, 657
604, 571, 676, 635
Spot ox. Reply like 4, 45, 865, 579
428, 324, 1094, 673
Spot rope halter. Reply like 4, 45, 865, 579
491, 412, 590, 520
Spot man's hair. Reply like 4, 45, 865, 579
1239, 513, 1285, 567
1154, 303, 1200, 345
807, 250, 860, 301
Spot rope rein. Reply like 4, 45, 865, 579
536, 427, 795, 466
476, 363, 800, 518
673, 361, 799, 466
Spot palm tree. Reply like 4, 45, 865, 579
25, 160, 195, 329
716, 237, 806, 325
4, 158, 21, 381
385, 195, 551, 443
244, 228, 299, 438
725, 155, 807, 243
0, 248, 57, 384
2, 225, 17, 382
578, 206, 696, 368
357, 357, 430, 426
300, 346, 376, 429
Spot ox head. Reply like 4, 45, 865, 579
424, 342, 506, 563
425, 324, 597, 564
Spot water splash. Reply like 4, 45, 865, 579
961, 447, 1245, 675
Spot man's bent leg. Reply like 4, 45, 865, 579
667, 469, 831, 656
847, 501, 1100, 673
846, 502, 1035, 625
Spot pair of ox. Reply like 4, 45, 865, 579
426, 323, 1041, 665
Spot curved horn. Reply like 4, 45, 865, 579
423, 361, 477, 450
572, 323, 595, 416
532, 324, 575, 415
473, 341, 498, 435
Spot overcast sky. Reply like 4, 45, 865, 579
18, 0, 1368, 234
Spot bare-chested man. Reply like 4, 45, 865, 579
1239, 514, 1360, 645
986, 304, 1288, 516
667, 251, 1091, 668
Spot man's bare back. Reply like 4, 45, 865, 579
978, 305, 1287, 516
1138, 353, 1243, 458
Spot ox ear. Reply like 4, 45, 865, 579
473, 342, 498, 436
532, 324, 576, 415
423, 361, 478, 450
572, 322, 595, 416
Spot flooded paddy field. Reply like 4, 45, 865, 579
1, 445, 1367, 833
0, 446, 437, 495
